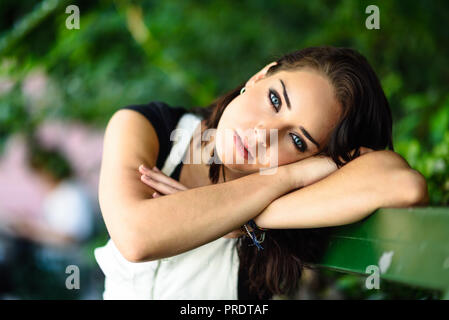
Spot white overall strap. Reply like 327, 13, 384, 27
161, 113, 202, 177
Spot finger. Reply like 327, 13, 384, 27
145, 169, 188, 191
139, 165, 188, 191
152, 192, 162, 198
141, 175, 180, 195
151, 166, 188, 187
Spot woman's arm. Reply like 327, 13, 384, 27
99, 110, 294, 263
253, 150, 429, 229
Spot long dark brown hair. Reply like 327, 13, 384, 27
189, 46, 394, 299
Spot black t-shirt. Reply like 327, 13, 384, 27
120, 101, 187, 180
119, 101, 271, 300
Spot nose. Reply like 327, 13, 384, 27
246, 124, 268, 152
255, 127, 267, 148
241, 119, 283, 155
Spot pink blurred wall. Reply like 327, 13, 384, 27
0, 120, 104, 223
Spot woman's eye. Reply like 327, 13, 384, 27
268, 89, 306, 153
269, 90, 281, 111
290, 133, 306, 152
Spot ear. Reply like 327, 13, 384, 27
245, 61, 278, 88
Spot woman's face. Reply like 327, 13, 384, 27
214, 67, 342, 174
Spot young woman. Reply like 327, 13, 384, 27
95, 46, 428, 300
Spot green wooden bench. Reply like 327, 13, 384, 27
316, 207, 449, 299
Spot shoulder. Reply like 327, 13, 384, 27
115, 101, 188, 149
111, 100, 186, 129
118, 101, 188, 129
106, 107, 160, 159
100, 101, 191, 191
107, 100, 186, 145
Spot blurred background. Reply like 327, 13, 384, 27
0, 0, 448, 299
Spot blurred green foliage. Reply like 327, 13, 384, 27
1, 0, 448, 203
1, 0, 448, 299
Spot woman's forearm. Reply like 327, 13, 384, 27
254, 150, 428, 229
123, 166, 293, 262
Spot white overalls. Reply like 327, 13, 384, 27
94, 113, 241, 299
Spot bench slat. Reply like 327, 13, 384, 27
317, 207, 449, 292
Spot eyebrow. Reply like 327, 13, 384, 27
300, 126, 320, 149
280, 78, 320, 149
280, 79, 291, 110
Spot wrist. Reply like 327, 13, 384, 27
283, 163, 304, 190
273, 165, 300, 192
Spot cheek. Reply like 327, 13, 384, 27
214, 125, 240, 166
229, 91, 264, 119
266, 136, 309, 167
265, 146, 293, 168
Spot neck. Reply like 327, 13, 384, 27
221, 164, 249, 182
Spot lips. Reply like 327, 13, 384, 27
234, 130, 253, 160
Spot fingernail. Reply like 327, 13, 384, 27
140, 164, 149, 172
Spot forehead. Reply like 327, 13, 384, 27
266, 69, 341, 138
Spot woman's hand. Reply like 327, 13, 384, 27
138, 164, 244, 238
138, 165, 188, 198
286, 147, 375, 189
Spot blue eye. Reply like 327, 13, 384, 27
269, 90, 281, 111
268, 89, 307, 153
290, 133, 306, 152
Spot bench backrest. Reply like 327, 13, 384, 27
316, 207, 449, 299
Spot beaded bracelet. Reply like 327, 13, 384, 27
242, 220, 267, 251
242, 224, 264, 250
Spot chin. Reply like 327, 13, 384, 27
228, 164, 250, 173
225, 163, 260, 174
